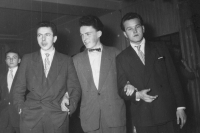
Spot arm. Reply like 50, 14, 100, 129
162, 45, 187, 127
116, 58, 136, 101
116, 56, 157, 102
13, 55, 28, 114
61, 57, 81, 115
181, 59, 196, 79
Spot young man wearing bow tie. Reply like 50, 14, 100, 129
0, 50, 21, 133
63, 15, 126, 133
116, 12, 187, 133
13, 21, 81, 133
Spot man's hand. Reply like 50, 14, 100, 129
124, 81, 138, 96
18, 108, 22, 114
136, 89, 158, 102
61, 92, 70, 114
176, 109, 187, 129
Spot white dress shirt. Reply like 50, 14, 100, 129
88, 46, 102, 89
130, 38, 145, 65
7, 66, 18, 92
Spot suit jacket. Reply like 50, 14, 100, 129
13, 50, 81, 130
0, 69, 20, 128
116, 41, 185, 127
73, 46, 126, 132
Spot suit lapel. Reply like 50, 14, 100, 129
126, 46, 145, 81
10, 69, 19, 94
80, 50, 97, 90
2, 71, 8, 94
32, 51, 44, 88
144, 42, 157, 87
98, 46, 112, 91
47, 51, 63, 87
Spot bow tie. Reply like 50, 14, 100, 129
88, 48, 101, 52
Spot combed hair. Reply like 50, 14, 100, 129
79, 15, 104, 31
120, 12, 144, 31
36, 21, 57, 36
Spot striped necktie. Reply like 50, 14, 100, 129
136, 45, 145, 65
44, 53, 50, 77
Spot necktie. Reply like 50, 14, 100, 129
44, 53, 50, 77
7, 69, 13, 92
136, 45, 145, 65
88, 48, 101, 52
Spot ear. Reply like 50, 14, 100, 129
18, 59, 21, 64
142, 26, 145, 33
53, 36, 57, 43
97, 31, 102, 38
123, 32, 128, 38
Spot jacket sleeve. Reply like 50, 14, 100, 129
116, 56, 137, 102
66, 57, 81, 115
13, 55, 28, 111
157, 44, 185, 107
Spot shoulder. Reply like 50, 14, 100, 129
55, 52, 74, 64
103, 45, 121, 56
148, 41, 167, 50
56, 51, 71, 59
117, 46, 130, 59
21, 51, 37, 61
73, 51, 85, 61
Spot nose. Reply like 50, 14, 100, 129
42, 35, 46, 41
132, 28, 137, 33
10, 58, 13, 62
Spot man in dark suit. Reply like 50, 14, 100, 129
68, 15, 126, 133
0, 50, 21, 133
13, 21, 81, 133
116, 12, 187, 133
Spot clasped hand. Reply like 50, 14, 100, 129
61, 92, 70, 114
124, 81, 158, 102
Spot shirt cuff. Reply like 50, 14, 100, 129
177, 107, 186, 110
135, 92, 140, 101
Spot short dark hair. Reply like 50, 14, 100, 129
36, 21, 57, 36
79, 15, 104, 31
120, 12, 144, 31
5, 50, 21, 59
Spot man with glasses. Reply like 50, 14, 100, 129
13, 21, 81, 133
116, 12, 186, 133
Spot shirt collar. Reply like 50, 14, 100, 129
9, 66, 18, 76
130, 38, 145, 53
9, 66, 18, 71
40, 47, 55, 58
88, 44, 103, 53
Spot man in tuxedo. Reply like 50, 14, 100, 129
0, 50, 21, 133
116, 12, 187, 133
13, 21, 81, 133
67, 15, 126, 133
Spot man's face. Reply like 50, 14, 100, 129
123, 18, 145, 45
80, 26, 102, 49
37, 27, 57, 52
5, 52, 21, 68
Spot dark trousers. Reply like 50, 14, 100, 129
136, 121, 180, 133
20, 114, 69, 133
0, 124, 20, 133
86, 111, 126, 133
